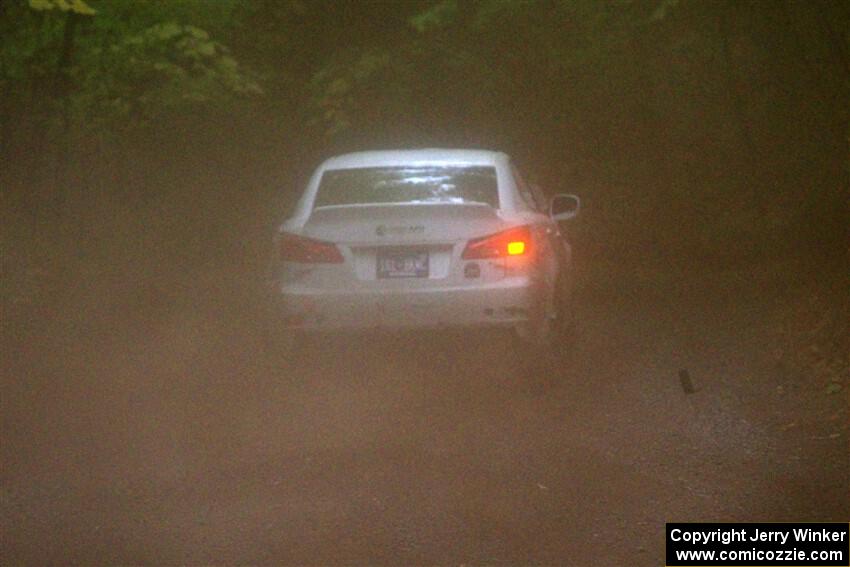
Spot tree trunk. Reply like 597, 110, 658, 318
53, 10, 79, 223
718, 2, 756, 169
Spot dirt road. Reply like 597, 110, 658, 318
2, 264, 847, 564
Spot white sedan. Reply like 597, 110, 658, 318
268, 149, 579, 354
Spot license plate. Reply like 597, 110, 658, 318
377, 249, 429, 278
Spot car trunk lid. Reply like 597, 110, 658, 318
297, 202, 510, 284
300, 202, 507, 244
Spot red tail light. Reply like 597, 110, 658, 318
278, 232, 344, 263
462, 226, 532, 260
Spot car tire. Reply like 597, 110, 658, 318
513, 279, 576, 384
512, 297, 558, 379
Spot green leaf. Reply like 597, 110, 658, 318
650, 0, 679, 22
28, 0, 96, 15
196, 42, 216, 57
27, 0, 54, 11
409, 0, 458, 33
185, 26, 210, 41
327, 77, 350, 95
153, 22, 183, 41
69, 0, 96, 15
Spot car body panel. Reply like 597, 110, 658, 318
270, 149, 574, 337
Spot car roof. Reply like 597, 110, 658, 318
320, 148, 508, 170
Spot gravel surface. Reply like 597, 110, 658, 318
2, 262, 847, 565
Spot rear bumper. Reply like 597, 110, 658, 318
271, 278, 537, 331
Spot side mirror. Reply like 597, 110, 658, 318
550, 194, 580, 221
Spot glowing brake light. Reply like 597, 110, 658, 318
507, 241, 525, 255
278, 232, 344, 263
462, 226, 532, 259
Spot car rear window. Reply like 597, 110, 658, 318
314, 166, 499, 208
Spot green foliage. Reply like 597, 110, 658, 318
309, 49, 410, 138
1, 0, 261, 142
650, 0, 679, 22
28, 0, 96, 16
409, 0, 457, 33
309, 0, 642, 150
72, 20, 262, 130
2, 0, 846, 264
0, 3, 67, 127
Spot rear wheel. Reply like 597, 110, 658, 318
513, 279, 576, 382
514, 302, 556, 348
512, 293, 557, 379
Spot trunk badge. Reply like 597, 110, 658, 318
375, 225, 425, 236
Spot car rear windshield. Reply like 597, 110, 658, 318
314, 166, 499, 208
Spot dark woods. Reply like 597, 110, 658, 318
1, 0, 848, 274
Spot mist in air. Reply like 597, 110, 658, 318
1, 0, 847, 564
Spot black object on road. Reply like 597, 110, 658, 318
679, 369, 696, 394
